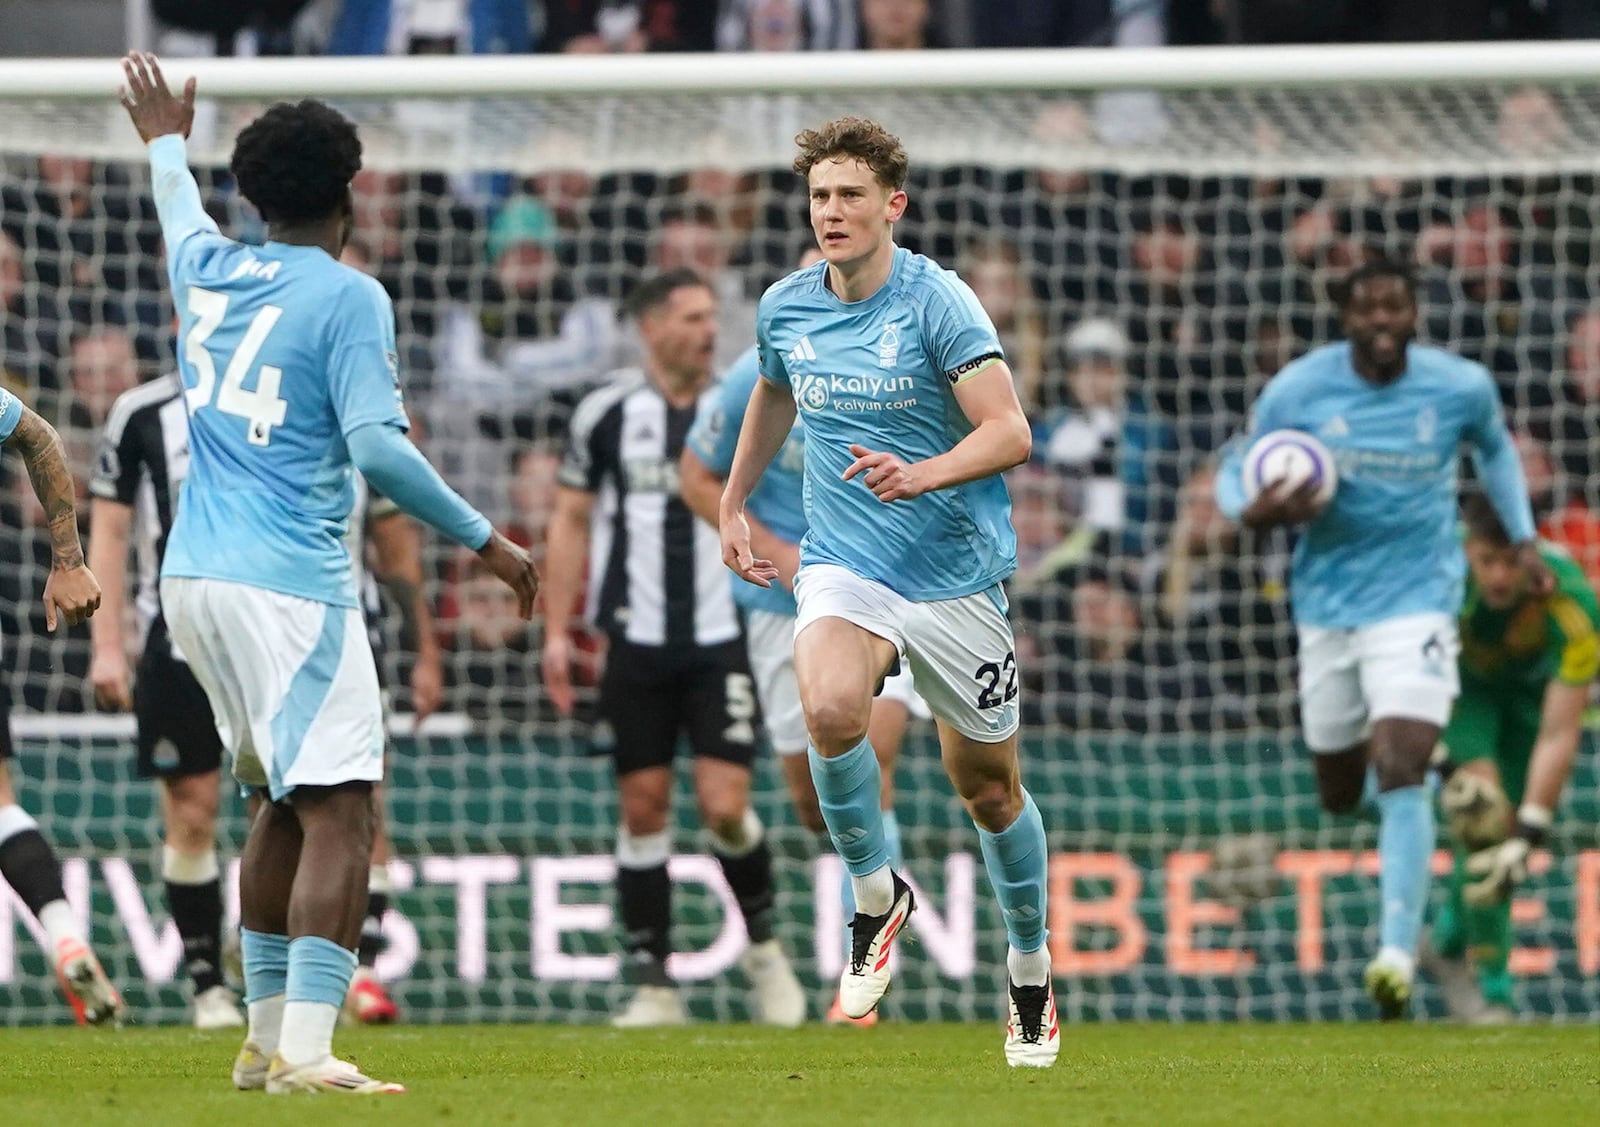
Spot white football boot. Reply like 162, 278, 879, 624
1004, 979, 1060, 1068
54, 937, 126, 1027
1364, 947, 1415, 1022
233, 1039, 271, 1091
193, 984, 246, 1030
740, 938, 806, 1027
265, 1053, 406, 1094
837, 870, 915, 1020
610, 984, 689, 1028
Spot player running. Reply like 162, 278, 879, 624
1426, 494, 1597, 1022
718, 117, 1055, 1066
0, 386, 121, 1026
1217, 258, 1549, 1019
120, 53, 536, 1092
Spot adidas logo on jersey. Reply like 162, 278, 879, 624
1318, 416, 1350, 438
787, 336, 817, 364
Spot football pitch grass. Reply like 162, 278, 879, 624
3, 1022, 1593, 1126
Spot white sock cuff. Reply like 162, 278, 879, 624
615, 826, 672, 869
368, 864, 393, 895
38, 900, 81, 949
0, 805, 39, 848
708, 808, 764, 857
161, 846, 220, 885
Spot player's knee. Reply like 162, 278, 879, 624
963, 778, 1021, 833
697, 793, 748, 839
1371, 747, 1429, 792
619, 788, 671, 836
803, 695, 870, 757
163, 776, 220, 848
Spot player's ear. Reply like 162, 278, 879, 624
336, 186, 356, 251
886, 188, 908, 224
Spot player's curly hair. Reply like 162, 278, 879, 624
792, 117, 908, 191
230, 99, 363, 225
1335, 255, 1418, 308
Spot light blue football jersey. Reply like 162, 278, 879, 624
0, 387, 20, 443
1218, 341, 1536, 629
686, 347, 807, 617
148, 136, 408, 609
756, 248, 1015, 602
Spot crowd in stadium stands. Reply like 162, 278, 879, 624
1, 16, 1598, 736
140, 0, 1600, 59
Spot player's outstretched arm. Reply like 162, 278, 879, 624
370, 510, 445, 727
1463, 679, 1588, 906
844, 361, 1030, 503
1466, 371, 1552, 595
86, 498, 134, 710
681, 447, 800, 590
7, 408, 101, 630
346, 423, 538, 620
719, 377, 794, 587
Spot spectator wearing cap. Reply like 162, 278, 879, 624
1032, 316, 1179, 553
430, 193, 622, 509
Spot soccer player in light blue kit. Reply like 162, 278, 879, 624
119, 55, 538, 1092
1217, 258, 1551, 1019
680, 335, 929, 1027
718, 118, 1056, 1066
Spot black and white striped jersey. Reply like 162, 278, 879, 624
90, 374, 189, 653
559, 371, 740, 649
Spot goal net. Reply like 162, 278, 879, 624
0, 46, 1595, 1025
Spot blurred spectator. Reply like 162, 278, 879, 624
1034, 316, 1180, 552
970, 0, 1114, 46
56, 328, 142, 497
545, 1, 717, 52
435, 195, 622, 409
859, 0, 940, 48
439, 545, 541, 722
0, 230, 47, 396
1542, 305, 1600, 487
960, 236, 1047, 411
650, 203, 756, 368
717, 0, 857, 50
1139, 463, 1294, 729
1026, 560, 1182, 735
1007, 463, 1075, 590
505, 441, 564, 551
328, 0, 533, 55
1419, 203, 1561, 386
153, 0, 314, 55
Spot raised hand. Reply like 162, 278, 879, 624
118, 52, 197, 143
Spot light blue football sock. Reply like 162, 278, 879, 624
808, 739, 889, 878
1375, 784, 1434, 957
977, 789, 1049, 954
241, 928, 289, 1004
285, 935, 358, 1008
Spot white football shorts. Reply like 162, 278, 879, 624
793, 563, 1018, 743
1297, 611, 1460, 753
745, 607, 930, 756
162, 577, 385, 800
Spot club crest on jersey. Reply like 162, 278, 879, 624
877, 324, 900, 368
1415, 405, 1437, 444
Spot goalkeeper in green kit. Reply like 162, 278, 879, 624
1427, 494, 1599, 1022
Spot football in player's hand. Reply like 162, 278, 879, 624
1242, 430, 1339, 507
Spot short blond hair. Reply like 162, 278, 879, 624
792, 117, 908, 191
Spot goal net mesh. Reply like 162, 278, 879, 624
0, 74, 1595, 1025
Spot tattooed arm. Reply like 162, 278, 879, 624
8, 407, 101, 629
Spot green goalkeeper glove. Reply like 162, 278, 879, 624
1463, 805, 1552, 907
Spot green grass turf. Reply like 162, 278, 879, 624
2, 1023, 1594, 1127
